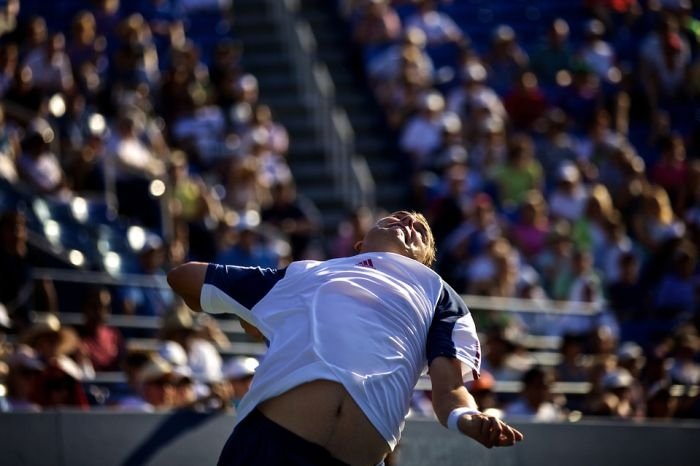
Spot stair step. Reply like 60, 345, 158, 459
239, 36, 286, 53
256, 76, 300, 93
234, 10, 276, 24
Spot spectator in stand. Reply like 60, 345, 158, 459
215, 219, 281, 269
571, 184, 616, 258
598, 212, 635, 282
159, 306, 224, 394
646, 382, 678, 418
379, 62, 431, 129
63, 113, 108, 195
576, 19, 617, 84
441, 195, 504, 291
17, 16, 48, 62
446, 61, 507, 127
653, 243, 698, 321
17, 119, 71, 199
105, 112, 164, 227
668, 331, 700, 385
110, 14, 160, 91
479, 325, 534, 382
115, 350, 152, 410
247, 127, 293, 190
509, 190, 550, 260
531, 18, 574, 88
30, 356, 90, 410
169, 88, 228, 173
2, 345, 44, 411
403, 0, 466, 48
536, 108, 579, 187
616, 341, 648, 416
575, 109, 626, 181
0, 43, 19, 97
21, 32, 74, 95
208, 38, 243, 100
427, 161, 473, 248
600, 367, 640, 418
224, 157, 272, 214
489, 133, 544, 211
117, 234, 175, 317
368, 26, 434, 97
650, 133, 690, 212
352, 0, 402, 62
504, 366, 567, 421
22, 313, 94, 381
607, 251, 646, 322
548, 162, 589, 222
557, 64, 604, 133
135, 355, 178, 410
465, 371, 503, 418
472, 240, 522, 299
261, 180, 321, 261
632, 184, 685, 254
639, 15, 692, 116
168, 151, 222, 262
484, 25, 530, 97
239, 104, 289, 158
142, 0, 186, 59
0, 0, 19, 40
0, 104, 20, 183
534, 222, 575, 300
227, 73, 260, 134
222, 356, 259, 411
399, 90, 448, 172
91, 0, 123, 50
581, 352, 619, 416
78, 287, 125, 372
0, 208, 57, 330
3, 62, 45, 114
66, 11, 107, 86
330, 206, 376, 259
551, 249, 606, 336
503, 71, 549, 132
555, 333, 590, 382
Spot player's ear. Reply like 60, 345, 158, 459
354, 240, 363, 252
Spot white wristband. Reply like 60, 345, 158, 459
447, 407, 480, 432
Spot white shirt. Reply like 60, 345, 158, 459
200, 253, 481, 449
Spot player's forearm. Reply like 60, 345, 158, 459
167, 262, 208, 311
433, 384, 478, 427
428, 357, 478, 427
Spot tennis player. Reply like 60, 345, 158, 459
168, 210, 523, 465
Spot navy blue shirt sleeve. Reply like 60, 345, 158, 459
204, 263, 287, 310
426, 282, 481, 380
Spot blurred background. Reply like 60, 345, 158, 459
1, 0, 700, 463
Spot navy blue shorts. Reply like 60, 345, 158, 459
217, 409, 351, 466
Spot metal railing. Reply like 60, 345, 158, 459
267, 0, 375, 209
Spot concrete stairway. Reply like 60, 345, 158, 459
296, 0, 408, 212
233, 0, 407, 237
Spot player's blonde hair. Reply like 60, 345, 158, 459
409, 211, 436, 267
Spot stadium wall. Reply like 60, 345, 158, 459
0, 412, 698, 465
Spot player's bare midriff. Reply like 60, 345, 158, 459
258, 380, 391, 466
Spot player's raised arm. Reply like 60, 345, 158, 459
167, 261, 209, 311
429, 356, 524, 449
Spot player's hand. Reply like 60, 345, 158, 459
459, 413, 524, 448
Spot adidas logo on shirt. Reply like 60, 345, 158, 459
356, 258, 375, 269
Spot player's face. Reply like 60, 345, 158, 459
357, 211, 432, 264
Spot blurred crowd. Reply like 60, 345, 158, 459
0, 0, 321, 414
345, 0, 700, 421
0, 0, 699, 424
